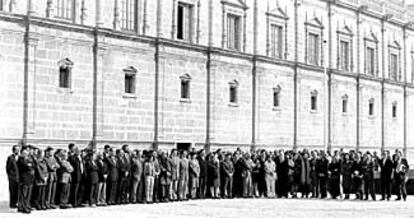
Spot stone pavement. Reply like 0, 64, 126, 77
0, 197, 413, 218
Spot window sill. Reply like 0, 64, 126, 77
272, 106, 281, 111
122, 93, 138, 99
180, 98, 191, 103
341, 112, 349, 116
228, 103, 239, 108
57, 87, 73, 94
310, 109, 317, 114
368, 115, 375, 120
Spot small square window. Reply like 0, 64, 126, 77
125, 74, 136, 94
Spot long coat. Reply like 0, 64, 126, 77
35, 158, 49, 186
17, 155, 35, 185
6, 154, 19, 182
159, 157, 172, 185
299, 158, 311, 186
85, 160, 99, 184
341, 160, 354, 193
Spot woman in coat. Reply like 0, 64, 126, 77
329, 154, 341, 199
341, 153, 353, 199
300, 152, 311, 198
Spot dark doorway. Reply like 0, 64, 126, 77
176, 143, 191, 152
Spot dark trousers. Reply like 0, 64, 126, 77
198, 175, 206, 198
107, 181, 118, 204
329, 177, 340, 198
364, 177, 376, 200
89, 183, 98, 205
70, 182, 81, 206
33, 185, 47, 209
153, 176, 160, 202
46, 179, 57, 207
59, 183, 71, 205
318, 176, 327, 198
381, 179, 391, 199
117, 177, 128, 203
353, 177, 364, 199
8, 180, 19, 207
18, 184, 32, 212
130, 178, 141, 203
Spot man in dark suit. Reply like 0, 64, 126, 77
379, 150, 393, 201
106, 148, 118, 205
394, 150, 409, 201
121, 144, 132, 203
17, 146, 35, 214
316, 151, 329, 199
6, 145, 20, 208
85, 152, 99, 207
197, 150, 207, 199
68, 145, 85, 207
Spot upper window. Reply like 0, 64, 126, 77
310, 90, 318, 111
339, 40, 350, 71
58, 58, 73, 89
270, 24, 283, 59
124, 67, 137, 94
120, 0, 137, 31
389, 53, 399, 81
177, 2, 193, 41
229, 80, 239, 104
392, 102, 397, 118
180, 74, 191, 100
273, 85, 281, 108
388, 41, 401, 81
227, 14, 241, 51
368, 98, 375, 116
308, 33, 320, 66
366, 47, 375, 76
56, 0, 74, 20
342, 95, 348, 113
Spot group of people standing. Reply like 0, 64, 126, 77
6, 143, 410, 214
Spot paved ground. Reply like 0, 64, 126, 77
0, 196, 413, 218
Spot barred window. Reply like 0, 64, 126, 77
120, 0, 137, 31
227, 14, 241, 51
177, 2, 193, 41
56, 0, 74, 20
308, 33, 319, 66
270, 24, 283, 59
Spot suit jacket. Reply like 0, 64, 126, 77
45, 156, 60, 182
316, 158, 329, 178
6, 154, 19, 182
131, 157, 143, 181
117, 155, 128, 178
97, 159, 109, 182
35, 158, 49, 186
105, 156, 118, 182
17, 155, 34, 185
85, 160, 99, 184
222, 160, 234, 178
197, 157, 207, 179
68, 155, 84, 184
58, 159, 73, 184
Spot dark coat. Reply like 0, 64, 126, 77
222, 160, 234, 178
35, 158, 49, 186
159, 157, 172, 185
45, 156, 60, 182
6, 154, 19, 182
105, 156, 118, 182
131, 158, 143, 181
316, 158, 329, 178
85, 160, 99, 184
379, 158, 393, 182
17, 155, 35, 185
68, 155, 84, 184
117, 155, 128, 178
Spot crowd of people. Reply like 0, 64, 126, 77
6, 143, 410, 214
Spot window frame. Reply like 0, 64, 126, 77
122, 66, 138, 97
119, 0, 139, 32
273, 85, 282, 110
305, 17, 324, 66
57, 58, 74, 90
179, 74, 192, 102
364, 33, 379, 76
368, 98, 375, 117
310, 90, 318, 112
342, 94, 348, 114
388, 41, 401, 81
221, 1, 247, 52
176, 2, 194, 42
55, 0, 75, 21
266, 7, 288, 59
228, 80, 239, 106
336, 26, 354, 72
392, 101, 398, 119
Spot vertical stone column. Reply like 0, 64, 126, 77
26, 37, 38, 135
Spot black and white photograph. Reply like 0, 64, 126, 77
0, 0, 414, 217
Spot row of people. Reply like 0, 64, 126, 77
6, 144, 410, 214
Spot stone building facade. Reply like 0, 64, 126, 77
1, 0, 414, 159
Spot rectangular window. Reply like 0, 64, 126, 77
369, 102, 374, 116
366, 47, 375, 75
340, 40, 350, 71
390, 53, 398, 81
227, 14, 241, 51
181, 80, 190, 99
229, 86, 238, 103
392, 105, 397, 118
270, 24, 283, 59
308, 33, 320, 65
124, 74, 136, 94
56, 0, 74, 20
273, 91, 280, 108
311, 96, 317, 111
177, 3, 193, 41
59, 67, 71, 88
120, 0, 137, 31
342, 99, 348, 113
